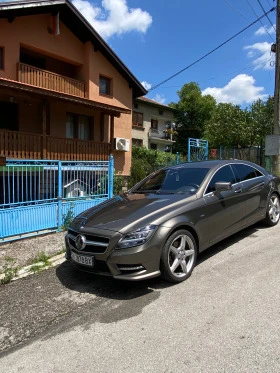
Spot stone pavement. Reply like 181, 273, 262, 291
0, 232, 66, 272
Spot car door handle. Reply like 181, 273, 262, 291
234, 187, 242, 193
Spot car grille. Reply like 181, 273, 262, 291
67, 228, 109, 254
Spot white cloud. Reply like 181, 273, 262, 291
72, 0, 152, 39
244, 42, 274, 70
255, 25, 275, 36
152, 94, 166, 105
141, 81, 152, 90
202, 74, 267, 105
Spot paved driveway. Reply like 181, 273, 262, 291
0, 223, 279, 372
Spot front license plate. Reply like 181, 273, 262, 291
71, 252, 94, 267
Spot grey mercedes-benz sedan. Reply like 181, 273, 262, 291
65, 160, 280, 283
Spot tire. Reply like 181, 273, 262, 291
160, 229, 197, 283
263, 193, 280, 226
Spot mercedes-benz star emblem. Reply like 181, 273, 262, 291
75, 234, 86, 250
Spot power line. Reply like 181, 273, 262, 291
246, 0, 274, 41
148, 7, 276, 92
223, 0, 249, 20
257, 0, 276, 31
150, 55, 274, 92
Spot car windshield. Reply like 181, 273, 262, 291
132, 167, 210, 194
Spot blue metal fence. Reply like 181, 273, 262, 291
188, 138, 209, 162
0, 156, 114, 242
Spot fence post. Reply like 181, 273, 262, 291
57, 161, 63, 231
205, 141, 209, 160
108, 155, 114, 198
187, 138, 191, 162
219, 145, 222, 160
176, 152, 179, 165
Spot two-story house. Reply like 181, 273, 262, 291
0, 0, 147, 175
132, 97, 176, 152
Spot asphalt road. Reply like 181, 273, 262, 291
0, 222, 279, 373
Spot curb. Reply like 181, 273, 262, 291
0, 253, 66, 283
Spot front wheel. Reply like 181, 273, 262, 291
263, 193, 280, 226
160, 230, 197, 283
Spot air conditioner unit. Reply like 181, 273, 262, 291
114, 138, 130, 151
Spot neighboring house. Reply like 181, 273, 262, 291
132, 97, 177, 152
0, 0, 146, 175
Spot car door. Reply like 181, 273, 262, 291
203, 164, 246, 245
231, 163, 268, 225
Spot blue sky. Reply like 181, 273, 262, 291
71, 0, 276, 107
1, 0, 277, 107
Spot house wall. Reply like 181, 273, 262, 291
0, 14, 133, 175
0, 15, 84, 81
132, 100, 175, 151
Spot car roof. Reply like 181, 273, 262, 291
167, 159, 264, 170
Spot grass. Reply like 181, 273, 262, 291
30, 252, 51, 274
1, 256, 19, 284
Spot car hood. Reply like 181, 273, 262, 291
70, 192, 197, 234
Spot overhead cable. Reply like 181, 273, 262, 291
148, 7, 276, 92
257, 0, 276, 31
246, 0, 274, 41
223, 0, 249, 20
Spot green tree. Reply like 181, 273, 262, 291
204, 103, 249, 148
170, 82, 216, 154
204, 97, 274, 149
247, 96, 274, 146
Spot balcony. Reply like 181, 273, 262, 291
148, 128, 175, 143
0, 130, 110, 161
17, 63, 86, 98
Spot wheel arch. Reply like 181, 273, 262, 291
163, 223, 200, 252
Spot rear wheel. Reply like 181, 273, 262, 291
160, 230, 197, 283
264, 193, 280, 226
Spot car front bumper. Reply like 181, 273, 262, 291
65, 226, 169, 281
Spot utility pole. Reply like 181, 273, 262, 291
266, 0, 280, 173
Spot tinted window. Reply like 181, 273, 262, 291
206, 165, 236, 194
233, 164, 261, 182
133, 167, 210, 194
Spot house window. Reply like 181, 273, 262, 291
0, 47, 4, 69
159, 110, 163, 115
99, 75, 111, 96
66, 113, 91, 140
132, 111, 143, 127
132, 138, 143, 147
151, 119, 158, 130
150, 143, 157, 150
134, 103, 138, 109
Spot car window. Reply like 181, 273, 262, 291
206, 165, 236, 194
232, 164, 262, 182
134, 167, 210, 194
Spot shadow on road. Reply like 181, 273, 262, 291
56, 222, 269, 299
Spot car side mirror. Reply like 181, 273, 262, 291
214, 181, 232, 193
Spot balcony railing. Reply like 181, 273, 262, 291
0, 130, 110, 161
148, 128, 173, 141
17, 63, 86, 98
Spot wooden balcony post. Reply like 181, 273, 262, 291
42, 101, 47, 159
110, 115, 114, 150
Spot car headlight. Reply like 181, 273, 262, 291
116, 225, 157, 249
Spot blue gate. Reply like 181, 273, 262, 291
0, 156, 114, 242
188, 138, 208, 162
